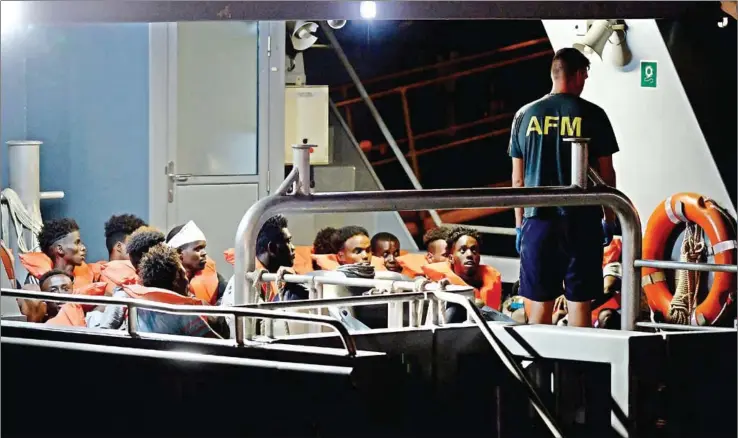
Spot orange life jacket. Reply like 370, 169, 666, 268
603, 238, 622, 267
18, 252, 101, 287
421, 262, 503, 310
46, 304, 87, 327
44, 282, 108, 327
99, 260, 139, 295
188, 257, 220, 305
121, 283, 206, 305
120, 284, 213, 334
1, 240, 16, 284
592, 293, 621, 326
396, 253, 429, 278
223, 246, 314, 275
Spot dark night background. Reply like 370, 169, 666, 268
301, 9, 736, 254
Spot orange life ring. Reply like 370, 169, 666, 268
642, 193, 736, 325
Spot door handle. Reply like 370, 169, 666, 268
168, 173, 192, 183
166, 172, 191, 203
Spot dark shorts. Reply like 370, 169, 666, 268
519, 216, 604, 303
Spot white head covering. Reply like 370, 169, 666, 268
603, 262, 622, 279
167, 220, 206, 249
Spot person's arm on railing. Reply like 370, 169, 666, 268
87, 288, 127, 329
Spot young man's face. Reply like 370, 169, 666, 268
272, 227, 296, 268
173, 262, 191, 296
40, 273, 73, 317
426, 239, 448, 264
180, 240, 208, 274
374, 238, 401, 272
54, 231, 87, 266
112, 236, 131, 261
337, 234, 372, 265
450, 235, 480, 280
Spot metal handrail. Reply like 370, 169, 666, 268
234, 184, 643, 336
442, 223, 518, 236
634, 259, 738, 274
432, 285, 564, 438
250, 271, 472, 294
636, 321, 737, 332
2, 336, 355, 375
1, 288, 358, 357
250, 272, 473, 334
243, 289, 471, 312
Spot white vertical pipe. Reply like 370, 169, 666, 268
564, 137, 590, 188
292, 143, 313, 195
6, 141, 43, 261
7, 141, 43, 224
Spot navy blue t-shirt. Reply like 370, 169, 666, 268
508, 93, 619, 219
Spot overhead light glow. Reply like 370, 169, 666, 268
1, 0, 23, 36
360, 1, 376, 19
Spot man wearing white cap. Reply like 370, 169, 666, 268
166, 221, 228, 305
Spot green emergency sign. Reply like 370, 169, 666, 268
640, 61, 657, 88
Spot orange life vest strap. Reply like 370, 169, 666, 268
46, 304, 87, 327
1, 241, 15, 283
122, 284, 205, 306
223, 247, 314, 275
312, 254, 340, 271
99, 260, 139, 295
603, 238, 622, 267
18, 252, 100, 288
396, 253, 428, 278
19, 252, 53, 279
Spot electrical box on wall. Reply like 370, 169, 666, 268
285, 85, 330, 165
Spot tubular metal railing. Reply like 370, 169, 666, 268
0, 288, 358, 357
634, 259, 738, 274
244, 271, 565, 438
433, 283, 564, 438
234, 186, 643, 335
1, 335, 355, 374
235, 137, 643, 338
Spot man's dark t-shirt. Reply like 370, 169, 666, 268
508, 93, 619, 220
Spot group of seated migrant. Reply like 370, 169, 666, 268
218, 217, 503, 326
220, 215, 623, 330
11, 211, 623, 338
13, 214, 228, 338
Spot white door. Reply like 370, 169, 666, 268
150, 21, 274, 278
